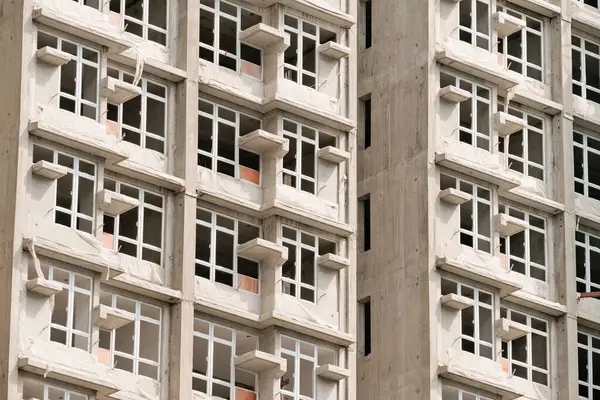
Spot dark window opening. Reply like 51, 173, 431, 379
362, 197, 371, 251
364, 0, 372, 49
364, 98, 371, 148
363, 299, 371, 356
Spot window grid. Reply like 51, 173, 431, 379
573, 35, 600, 104
578, 0, 600, 10
280, 336, 317, 400
578, 329, 600, 399
107, 68, 168, 154
458, 283, 494, 359
442, 385, 492, 400
499, 204, 547, 282
281, 226, 318, 303
110, 0, 168, 45
576, 230, 600, 294
198, 99, 261, 183
24, 380, 88, 400
284, 14, 318, 88
501, 308, 549, 385
199, 0, 263, 79
574, 131, 600, 200
498, 6, 544, 82
195, 207, 260, 292
459, 0, 491, 51
104, 179, 165, 265
498, 105, 545, 181
101, 294, 162, 380
48, 266, 92, 351
192, 318, 258, 399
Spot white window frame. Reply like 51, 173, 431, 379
195, 207, 261, 293
47, 265, 92, 351
501, 307, 549, 385
106, 67, 168, 154
499, 204, 547, 281
498, 5, 544, 82
197, 98, 262, 184
104, 178, 165, 265
281, 226, 319, 303
283, 14, 319, 88
100, 293, 162, 380
199, 0, 263, 80
578, 329, 600, 399
192, 318, 258, 399
24, 380, 88, 400
498, 105, 545, 181
442, 385, 492, 400
111, 0, 168, 45
458, 0, 491, 51
578, 0, 600, 11
573, 34, 600, 104
574, 130, 600, 200
280, 335, 317, 400
576, 229, 600, 294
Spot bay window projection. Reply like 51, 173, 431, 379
440, 72, 491, 151
283, 15, 336, 88
459, 0, 490, 51
283, 119, 337, 194
37, 32, 99, 121
23, 380, 88, 400
199, 0, 263, 79
281, 226, 336, 303
440, 174, 492, 253
106, 68, 167, 154
498, 204, 547, 281
442, 278, 494, 359
33, 145, 96, 234
280, 335, 338, 400
98, 292, 162, 380
573, 35, 600, 104
497, 7, 543, 82
198, 99, 262, 184
42, 264, 92, 351
497, 105, 545, 181
109, 0, 167, 45
578, 329, 600, 399
195, 207, 261, 293
192, 318, 258, 399
576, 230, 600, 295
574, 131, 600, 200
102, 178, 164, 265
500, 307, 549, 385
442, 385, 491, 400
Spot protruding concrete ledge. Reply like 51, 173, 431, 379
494, 112, 527, 137
440, 293, 474, 311
439, 188, 472, 205
237, 238, 288, 263
110, 159, 185, 192
318, 41, 351, 59
509, 86, 563, 115
316, 364, 350, 381
318, 146, 350, 164
26, 278, 62, 296
31, 160, 68, 180
239, 130, 289, 155
248, 0, 354, 28
317, 253, 350, 271
98, 189, 139, 216
493, 11, 526, 37
494, 214, 528, 237
495, 318, 530, 341
578, 297, 600, 331
504, 290, 566, 317
439, 85, 471, 103
235, 350, 286, 377
435, 152, 521, 190
36, 46, 71, 66
436, 256, 523, 296
572, 0, 600, 40
505, 0, 560, 17
500, 187, 564, 215
93, 305, 135, 330
240, 23, 289, 50
101, 77, 142, 104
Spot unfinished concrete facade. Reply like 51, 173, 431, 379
0, 0, 357, 397
357, 0, 600, 399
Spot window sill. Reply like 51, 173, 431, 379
572, 0, 600, 41
574, 95, 600, 131
574, 194, 600, 232
578, 297, 600, 331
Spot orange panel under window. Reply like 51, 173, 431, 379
241, 60, 262, 80
238, 275, 259, 294
235, 387, 257, 400
98, 348, 110, 365
240, 166, 260, 185
103, 232, 114, 250
501, 358, 508, 373
108, 11, 120, 28
106, 120, 119, 138
499, 254, 507, 270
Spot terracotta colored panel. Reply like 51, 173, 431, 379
501, 358, 508, 373
500, 254, 507, 270
98, 348, 110, 365
106, 120, 119, 137
103, 232, 114, 250
241, 60, 262, 80
240, 166, 260, 185
238, 275, 259, 294
235, 387, 257, 400
108, 11, 121, 28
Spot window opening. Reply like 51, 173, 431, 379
362, 298, 371, 356
361, 196, 371, 251
574, 131, 600, 200
498, 7, 543, 82
195, 207, 261, 293
199, 0, 263, 79
442, 385, 491, 400
459, 0, 490, 50
282, 119, 336, 194
193, 318, 258, 398
580, 0, 600, 11
106, 67, 168, 154
442, 278, 494, 359
363, 0, 372, 49
109, 0, 167, 45
33, 144, 96, 234
573, 35, 600, 104
576, 229, 600, 296
103, 178, 164, 264
98, 291, 162, 379
24, 380, 88, 400
578, 329, 600, 399
362, 97, 371, 148
441, 174, 492, 253
280, 336, 318, 400
500, 307, 549, 385
37, 32, 99, 121
498, 204, 546, 281
198, 98, 261, 184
